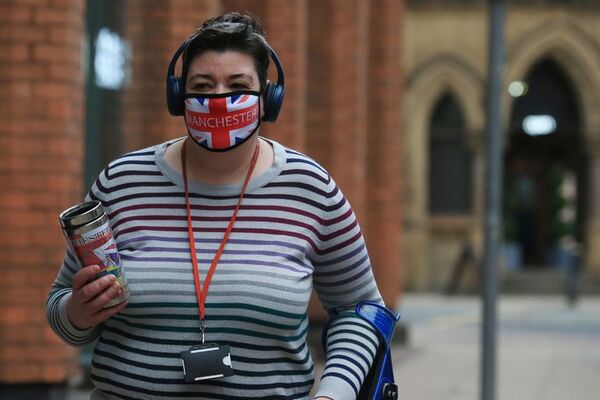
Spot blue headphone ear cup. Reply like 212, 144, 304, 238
262, 82, 284, 122
166, 76, 185, 116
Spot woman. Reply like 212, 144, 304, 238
48, 12, 383, 400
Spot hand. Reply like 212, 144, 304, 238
66, 264, 128, 330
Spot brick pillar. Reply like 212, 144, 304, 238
306, 0, 369, 218
0, 0, 85, 384
365, 0, 404, 307
302, 0, 371, 319
122, 0, 220, 152
261, 0, 308, 151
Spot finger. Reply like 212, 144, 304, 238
78, 274, 117, 303
90, 298, 128, 326
85, 280, 123, 311
72, 265, 101, 291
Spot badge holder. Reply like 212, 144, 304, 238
180, 344, 234, 383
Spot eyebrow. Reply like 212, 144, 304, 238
189, 73, 253, 81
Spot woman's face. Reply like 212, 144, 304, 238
185, 50, 260, 94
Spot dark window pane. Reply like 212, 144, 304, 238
429, 94, 472, 214
85, 0, 126, 191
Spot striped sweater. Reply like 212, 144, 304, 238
47, 137, 383, 400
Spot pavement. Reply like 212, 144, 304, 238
57, 293, 600, 399
392, 294, 600, 400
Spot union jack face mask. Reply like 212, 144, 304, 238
183, 90, 261, 152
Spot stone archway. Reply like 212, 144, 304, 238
404, 56, 485, 289
505, 18, 600, 275
505, 17, 600, 145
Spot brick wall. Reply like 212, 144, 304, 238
0, 0, 85, 383
0, 0, 404, 386
305, 0, 370, 219
365, 0, 404, 305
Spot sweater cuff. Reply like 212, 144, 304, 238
314, 375, 357, 400
57, 292, 99, 345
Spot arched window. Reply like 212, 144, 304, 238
428, 94, 472, 215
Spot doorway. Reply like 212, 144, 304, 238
505, 59, 586, 269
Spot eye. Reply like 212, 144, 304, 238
230, 82, 250, 90
190, 82, 212, 92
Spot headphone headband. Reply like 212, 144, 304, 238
166, 33, 285, 121
166, 38, 191, 82
268, 47, 284, 89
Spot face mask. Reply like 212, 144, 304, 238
183, 91, 261, 152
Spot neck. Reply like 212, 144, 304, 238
166, 134, 273, 186
165, 134, 274, 185
186, 135, 259, 185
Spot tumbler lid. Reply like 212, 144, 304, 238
59, 200, 104, 229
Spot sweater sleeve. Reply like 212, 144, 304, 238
312, 178, 384, 400
46, 173, 108, 346
46, 249, 103, 346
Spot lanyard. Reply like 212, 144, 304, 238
181, 138, 260, 344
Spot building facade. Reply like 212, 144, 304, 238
404, 0, 600, 290
0, 0, 404, 390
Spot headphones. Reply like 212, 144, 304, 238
166, 34, 285, 122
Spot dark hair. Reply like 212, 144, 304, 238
182, 12, 270, 92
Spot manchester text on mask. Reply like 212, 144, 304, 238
186, 107, 258, 130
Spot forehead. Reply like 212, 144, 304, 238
187, 50, 257, 78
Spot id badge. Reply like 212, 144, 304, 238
180, 344, 234, 383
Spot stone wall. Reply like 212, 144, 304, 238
404, 5, 600, 290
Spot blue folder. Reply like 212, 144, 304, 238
322, 301, 401, 400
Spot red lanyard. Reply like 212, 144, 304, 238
181, 138, 260, 343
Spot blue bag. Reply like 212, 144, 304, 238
322, 301, 401, 400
